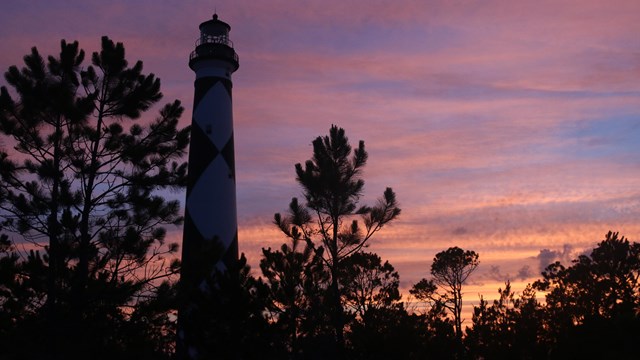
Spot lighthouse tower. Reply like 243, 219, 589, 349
183, 13, 239, 273
178, 13, 240, 359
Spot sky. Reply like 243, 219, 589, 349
1, 0, 639, 314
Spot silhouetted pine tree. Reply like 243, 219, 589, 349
534, 231, 640, 358
261, 213, 332, 358
273, 125, 401, 358
411, 247, 479, 342
465, 282, 548, 359
0, 37, 188, 359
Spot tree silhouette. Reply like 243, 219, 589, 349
341, 252, 440, 359
274, 125, 400, 357
347, 304, 440, 360
465, 282, 547, 359
261, 202, 331, 358
0, 37, 188, 359
534, 231, 640, 357
535, 231, 640, 326
411, 247, 479, 342
340, 251, 401, 321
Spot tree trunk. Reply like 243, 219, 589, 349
45, 115, 64, 358
330, 217, 345, 358
74, 100, 105, 323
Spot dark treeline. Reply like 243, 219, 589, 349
1, 39, 640, 359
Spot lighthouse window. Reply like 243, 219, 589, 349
200, 34, 229, 46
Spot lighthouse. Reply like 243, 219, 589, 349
178, 13, 240, 359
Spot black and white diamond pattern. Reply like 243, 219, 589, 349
183, 76, 238, 277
